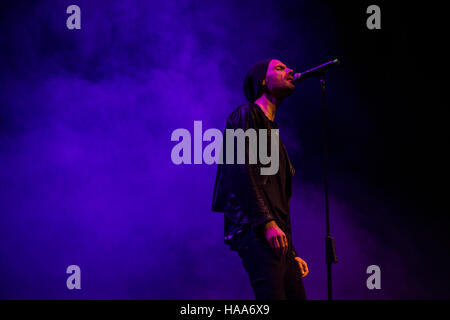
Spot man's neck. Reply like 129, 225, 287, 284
254, 93, 281, 121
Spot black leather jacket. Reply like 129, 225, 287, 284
212, 103, 299, 257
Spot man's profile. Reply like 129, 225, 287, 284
212, 58, 308, 300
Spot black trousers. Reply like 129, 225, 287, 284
231, 226, 307, 300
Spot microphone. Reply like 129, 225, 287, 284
293, 59, 340, 82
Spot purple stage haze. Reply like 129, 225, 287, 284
1, 0, 446, 299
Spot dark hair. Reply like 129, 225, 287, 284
243, 59, 273, 103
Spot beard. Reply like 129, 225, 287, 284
272, 83, 296, 100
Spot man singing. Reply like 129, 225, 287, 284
212, 59, 308, 300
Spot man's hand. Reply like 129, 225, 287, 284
263, 220, 288, 257
294, 256, 309, 277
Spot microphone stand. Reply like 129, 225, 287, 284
319, 73, 338, 300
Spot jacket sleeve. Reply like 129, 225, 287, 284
227, 107, 275, 232
292, 246, 299, 258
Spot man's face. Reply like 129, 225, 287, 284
263, 59, 295, 99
